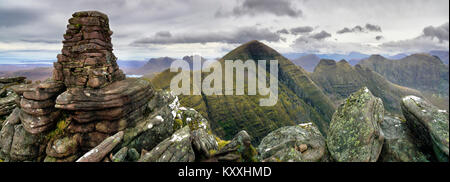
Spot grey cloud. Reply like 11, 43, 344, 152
375, 35, 384, 40
422, 22, 449, 42
290, 26, 314, 35
337, 24, 382, 34
380, 23, 449, 53
380, 36, 448, 53
294, 30, 332, 44
19, 39, 60, 44
0, 8, 41, 27
365, 23, 382, 32
276, 29, 289, 34
155, 31, 172, 38
309, 31, 331, 40
216, 0, 302, 18
352, 25, 365, 32
131, 27, 282, 45
336, 27, 352, 34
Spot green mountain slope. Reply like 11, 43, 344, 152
311, 59, 426, 114
150, 40, 335, 144
358, 54, 449, 96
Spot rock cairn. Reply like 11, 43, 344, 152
53, 11, 125, 88
1, 11, 153, 162
45, 11, 153, 160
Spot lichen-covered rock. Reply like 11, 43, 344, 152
46, 134, 81, 159
258, 123, 328, 162
0, 109, 21, 160
191, 129, 218, 159
138, 126, 195, 162
0, 92, 17, 117
111, 147, 128, 162
379, 116, 429, 162
0, 108, 46, 162
76, 131, 124, 162
327, 87, 385, 162
116, 91, 176, 152
9, 124, 46, 161
0, 76, 24, 118
214, 130, 258, 162
401, 95, 449, 162
19, 109, 61, 134
177, 106, 218, 160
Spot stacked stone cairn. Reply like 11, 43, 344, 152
0, 11, 153, 162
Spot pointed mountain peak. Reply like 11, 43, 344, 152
317, 59, 336, 66
222, 40, 281, 61
368, 54, 386, 59
338, 59, 349, 64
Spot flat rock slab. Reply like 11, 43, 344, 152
0, 77, 26, 84
10, 80, 64, 101
55, 78, 152, 111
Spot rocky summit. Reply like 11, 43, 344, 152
0, 11, 259, 162
0, 10, 448, 163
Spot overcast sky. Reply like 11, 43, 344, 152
0, 0, 448, 62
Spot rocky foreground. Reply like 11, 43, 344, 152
0, 11, 448, 162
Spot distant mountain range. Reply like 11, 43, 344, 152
284, 50, 449, 73
126, 56, 208, 76
359, 54, 449, 96
0, 65, 52, 81
429, 50, 449, 65
310, 59, 425, 114
151, 40, 336, 143
291, 54, 321, 72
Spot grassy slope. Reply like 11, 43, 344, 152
150, 40, 335, 144
311, 59, 427, 115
